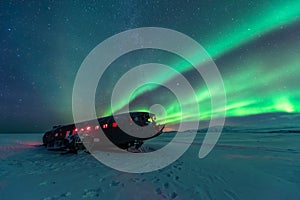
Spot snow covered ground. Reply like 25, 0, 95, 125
0, 130, 300, 200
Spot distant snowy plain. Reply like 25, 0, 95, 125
0, 128, 299, 200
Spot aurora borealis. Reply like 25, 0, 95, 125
1, 0, 300, 132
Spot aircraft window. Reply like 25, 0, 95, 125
112, 122, 118, 128
147, 118, 153, 124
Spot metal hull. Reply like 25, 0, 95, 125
43, 112, 164, 151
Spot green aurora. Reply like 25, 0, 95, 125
102, 1, 300, 125
1, 1, 300, 132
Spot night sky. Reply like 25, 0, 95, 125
1, 1, 300, 132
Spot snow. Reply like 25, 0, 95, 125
0, 130, 300, 200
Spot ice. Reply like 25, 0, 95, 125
0, 129, 299, 199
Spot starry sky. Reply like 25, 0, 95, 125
1, 0, 300, 132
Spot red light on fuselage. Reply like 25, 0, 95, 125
112, 122, 118, 128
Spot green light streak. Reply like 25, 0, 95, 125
204, 1, 300, 58
101, 1, 300, 125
